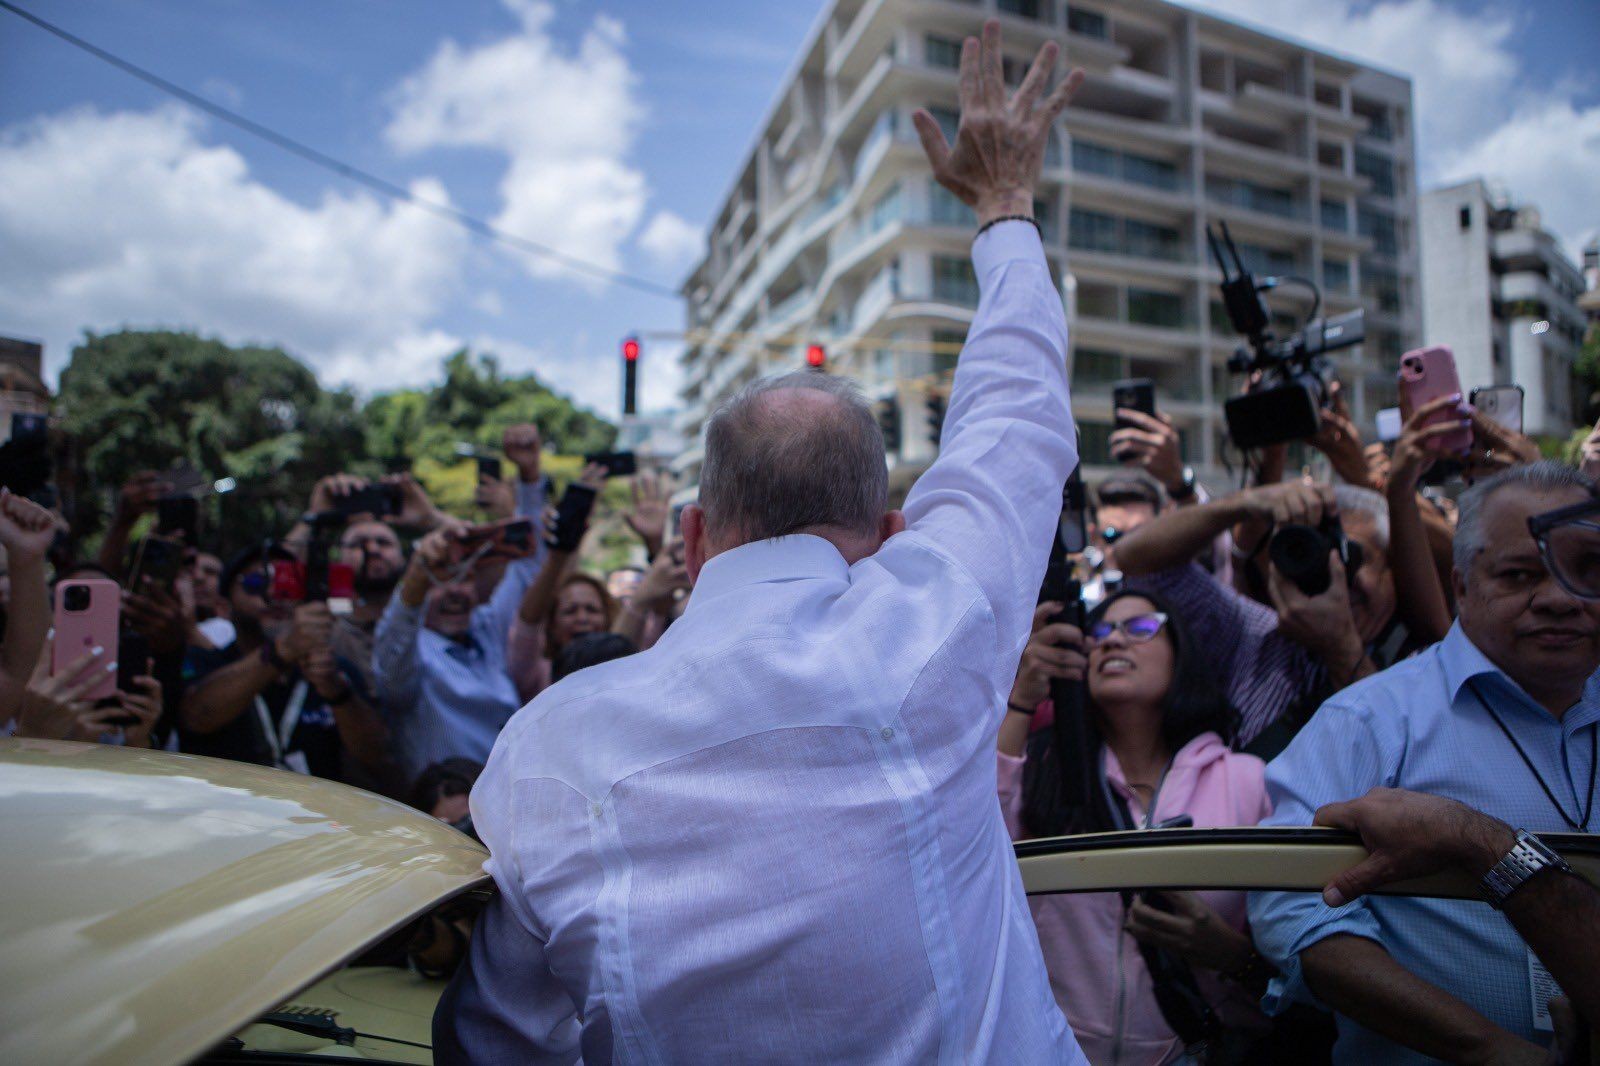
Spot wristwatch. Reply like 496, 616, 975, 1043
1168, 466, 1197, 503
1480, 829, 1571, 909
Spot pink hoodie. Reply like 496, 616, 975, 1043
998, 731, 1272, 1066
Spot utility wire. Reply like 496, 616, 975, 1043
0, 0, 682, 299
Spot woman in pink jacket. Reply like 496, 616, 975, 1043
998, 589, 1274, 1065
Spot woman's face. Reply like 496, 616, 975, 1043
1086, 596, 1175, 713
553, 581, 606, 647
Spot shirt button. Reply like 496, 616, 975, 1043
591, 803, 603, 818
881, 727, 895, 741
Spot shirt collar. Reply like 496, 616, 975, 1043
687, 534, 850, 610
1441, 620, 1600, 729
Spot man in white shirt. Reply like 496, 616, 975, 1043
435, 21, 1086, 1063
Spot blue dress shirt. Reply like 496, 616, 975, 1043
373, 477, 547, 780
1248, 622, 1599, 1064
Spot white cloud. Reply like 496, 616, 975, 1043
0, 105, 469, 386
386, 0, 654, 285
1193, 0, 1600, 260
638, 210, 704, 273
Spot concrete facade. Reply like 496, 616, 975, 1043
674, 0, 1423, 487
1420, 179, 1587, 436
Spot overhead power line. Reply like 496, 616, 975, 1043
0, 0, 682, 299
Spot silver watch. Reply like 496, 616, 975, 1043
1480, 829, 1570, 909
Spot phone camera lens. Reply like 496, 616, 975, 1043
64, 585, 92, 612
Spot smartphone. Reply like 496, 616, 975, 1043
10, 411, 48, 448
1398, 346, 1472, 454
477, 454, 503, 483
100, 630, 152, 723
1111, 379, 1156, 429
546, 483, 597, 552
130, 535, 185, 589
1374, 407, 1403, 443
583, 451, 638, 479
156, 496, 199, 542
1471, 384, 1524, 436
333, 482, 402, 519
53, 579, 121, 702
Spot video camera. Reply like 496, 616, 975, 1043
270, 512, 356, 615
1208, 222, 1364, 450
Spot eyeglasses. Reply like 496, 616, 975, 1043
1528, 498, 1600, 600
1086, 612, 1169, 645
237, 572, 269, 596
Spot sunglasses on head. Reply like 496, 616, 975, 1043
1086, 612, 1168, 645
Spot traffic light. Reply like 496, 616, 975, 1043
876, 398, 902, 454
925, 390, 947, 446
806, 344, 827, 371
622, 336, 640, 415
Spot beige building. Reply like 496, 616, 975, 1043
674, 0, 1422, 486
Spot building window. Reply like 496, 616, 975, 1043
1068, 207, 1120, 253
933, 256, 979, 305
1079, 421, 1115, 464
931, 329, 966, 376
1123, 219, 1182, 261
998, 0, 1045, 21
1320, 198, 1349, 231
1122, 152, 1180, 191
1358, 206, 1398, 257
1354, 148, 1395, 198
1322, 258, 1352, 293
1074, 347, 1124, 384
1078, 282, 1119, 320
1067, 6, 1109, 39
1458, 204, 1472, 230
1071, 139, 1118, 178
1208, 174, 1298, 219
1232, 241, 1298, 276
928, 182, 973, 227
925, 35, 962, 70
869, 183, 903, 231
1127, 288, 1185, 328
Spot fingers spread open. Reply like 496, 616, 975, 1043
979, 21, 1004, 109
911, 109, 951, 173
1040, 67, 1086, 123
1011, 40, 1058, 114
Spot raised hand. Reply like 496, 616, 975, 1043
912, 21, 1084, 226
14, 635, 115, 741
502, 424, 543, 483
625, 471, 672, 557
113, 471, 170, 527
309, 473, 369, 514
0, 487, 58, 563
1108, 409, 1184, 493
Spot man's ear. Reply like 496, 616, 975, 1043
880, 509, 907, 543
1451, 566, 1466, 605
682, 505, 708, 584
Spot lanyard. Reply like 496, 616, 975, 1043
1467, 678, 1596, 832
255, 679, 310, 773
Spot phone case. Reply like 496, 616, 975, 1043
1398, 346, 1472, 454
53, 579, 121, 701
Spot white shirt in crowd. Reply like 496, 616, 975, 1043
434, 222, 1085, 1064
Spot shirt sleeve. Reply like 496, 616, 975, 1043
475, 478, 550, 648
372, 594, 423, 711
1246, 692, 1398, 1013
432, 890, 581, 1065
899, 221, 1075, 666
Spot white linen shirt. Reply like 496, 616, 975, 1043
435, 221, 1085, 1065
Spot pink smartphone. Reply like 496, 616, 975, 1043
52, 579, 121, 702
1397, 345, 1472, 454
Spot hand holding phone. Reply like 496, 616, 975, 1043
583, 451, 638, 479
1397, 346, 1471, 455
53, 579, 121, 703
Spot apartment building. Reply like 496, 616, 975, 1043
674, 0, 1422, 487
1420, 180, 1588, 436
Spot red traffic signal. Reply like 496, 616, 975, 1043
806, 344, 826, 369
622, 337, 640, 362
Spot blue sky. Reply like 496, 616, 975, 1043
2, 0, 1596, 420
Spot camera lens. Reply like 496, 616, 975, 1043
63, 584, 92, 612
1269, 524, 1333, 596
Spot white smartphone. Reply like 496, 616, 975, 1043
1471, 385, 1524, 436
1375, 407, 1402, 443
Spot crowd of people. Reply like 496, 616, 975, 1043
5, 18, 1599, 1066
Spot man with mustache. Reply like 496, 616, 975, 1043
372, 424, 547, 782
1250, 460, 1600, 1064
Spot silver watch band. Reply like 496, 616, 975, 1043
1480, 829, 1571, 909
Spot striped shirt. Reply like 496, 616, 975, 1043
1126, 563, 1324, 746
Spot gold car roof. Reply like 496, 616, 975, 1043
0, 739, 489, 1066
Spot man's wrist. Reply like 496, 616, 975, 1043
975, 191, 1034, 228
1459, 816, 1518, 879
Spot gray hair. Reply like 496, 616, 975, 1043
1453, 460, 1598, 574
699, 371, 888, 543
1334, 484, 1389, 553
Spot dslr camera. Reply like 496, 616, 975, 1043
1268, 515, 1364, 597
270, 511, 357, 614
1208, 223, 1364, 450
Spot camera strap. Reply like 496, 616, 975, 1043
255, 679, 311, 773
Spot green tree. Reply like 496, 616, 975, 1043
57, 329, 368, 555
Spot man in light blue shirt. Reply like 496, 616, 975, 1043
372, 425, 547, 781
1250, 460, 1600, 1064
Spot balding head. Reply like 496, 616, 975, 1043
695, 371, 890, 550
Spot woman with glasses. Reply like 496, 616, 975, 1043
998, 588, 1275, 1064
